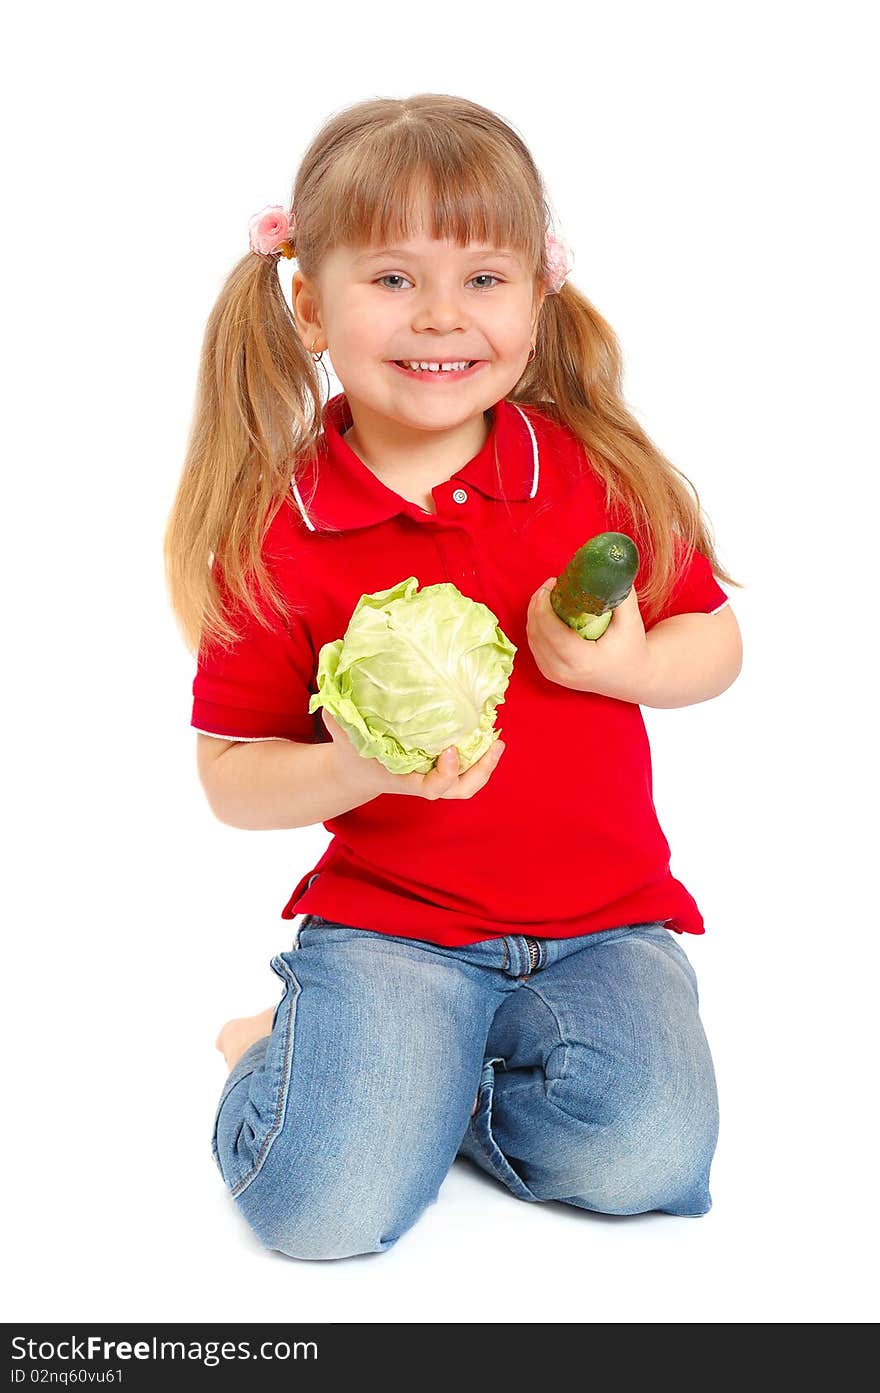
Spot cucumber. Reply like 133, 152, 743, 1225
549, 531, 640, 641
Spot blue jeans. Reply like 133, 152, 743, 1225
211, 917, 720, 1260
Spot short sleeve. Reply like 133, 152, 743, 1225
190, 563, 319, 743
644, 537, 729, 630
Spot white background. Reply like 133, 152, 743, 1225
5, 0, 877, 1325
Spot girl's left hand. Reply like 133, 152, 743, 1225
526, 578, 654, 703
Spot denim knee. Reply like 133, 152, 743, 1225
233, 1165, 436, 1261
533, 1095, 719, 1217
555, 1145, 715, 1216
503, 1035, 719, 1218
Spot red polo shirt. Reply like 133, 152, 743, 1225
191, 390, 729, 946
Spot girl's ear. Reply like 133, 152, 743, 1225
291, 271, 324, 342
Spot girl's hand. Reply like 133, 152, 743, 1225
526, 577, 654, 704
321, 710, 505, 800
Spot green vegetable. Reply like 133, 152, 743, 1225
550, 531, 640, 640
308, 576, 516, 775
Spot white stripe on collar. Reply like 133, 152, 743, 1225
289, 400, 540, 528
509, 402, 540, 498
290, 477, 317, 532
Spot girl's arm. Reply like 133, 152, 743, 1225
641, 605, 743, 708
527, 581, 742, 707
201, 738, 374, 830
199, 712, 507, 828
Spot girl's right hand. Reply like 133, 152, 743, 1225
321, 710, 505, 800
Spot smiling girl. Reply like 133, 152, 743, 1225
164, 92, 742, 1260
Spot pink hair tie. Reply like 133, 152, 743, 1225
248, 205, 297, 259
544, 231, 573, 294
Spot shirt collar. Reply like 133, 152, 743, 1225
289, 391, 542, 533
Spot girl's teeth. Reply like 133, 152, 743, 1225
401, 361, 472, 372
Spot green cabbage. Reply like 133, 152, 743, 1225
308, 576, 517, 775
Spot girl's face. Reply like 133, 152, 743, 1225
293, 228, 545, 432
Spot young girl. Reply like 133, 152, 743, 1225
164, 93, 743, 1261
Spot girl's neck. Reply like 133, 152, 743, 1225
339, 405, 493, 510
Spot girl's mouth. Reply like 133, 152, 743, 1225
389, 360, 486, 383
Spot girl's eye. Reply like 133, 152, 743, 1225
375, 273, 502, 291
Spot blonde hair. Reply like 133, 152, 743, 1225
164, 92, 742, 655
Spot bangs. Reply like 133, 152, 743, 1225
317, 134, 544, 268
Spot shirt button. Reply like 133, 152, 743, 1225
452, 488, 468, 504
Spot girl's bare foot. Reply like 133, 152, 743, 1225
215, 1006, 275, 1071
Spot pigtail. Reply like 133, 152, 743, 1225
513, 282, 740, 628
163, 244, 323, 656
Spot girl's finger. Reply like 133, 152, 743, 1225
424, 747, 458, 787
461, 740, 505, 786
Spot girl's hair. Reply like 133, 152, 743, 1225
164, 92, 742, 655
